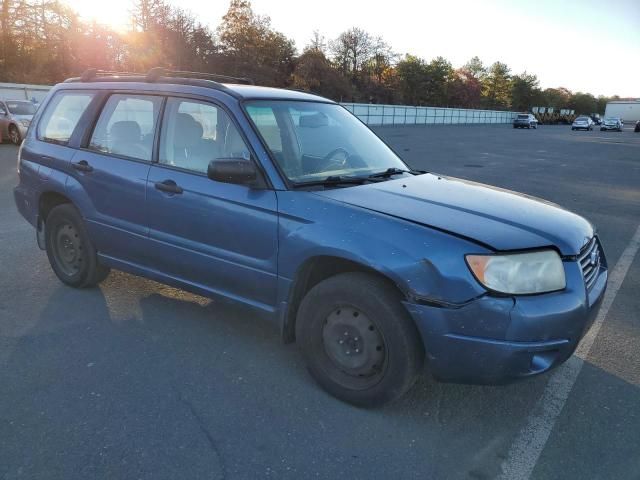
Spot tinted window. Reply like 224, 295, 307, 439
7, 101, 37, 115
89, 94, 162, 161
38, 91, 95, 145
159, 98, 250, 174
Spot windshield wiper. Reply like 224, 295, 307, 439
367, 167, 426, 179
291, 175, 371, 189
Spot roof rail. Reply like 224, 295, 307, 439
78, 69, 139, 82
146, 67, 254, 85
65, 68, 254, 99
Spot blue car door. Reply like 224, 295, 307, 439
66, 92, 163, 264
145, 97, 279, 310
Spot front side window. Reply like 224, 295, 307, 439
37, 91, 95, 145
89, 94, 163, 161
245, 101, 407, 183
159, 98, 250, 174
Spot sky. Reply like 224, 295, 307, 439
64, 0, 640, 98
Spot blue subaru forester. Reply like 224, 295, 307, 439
14, 69, 607, 406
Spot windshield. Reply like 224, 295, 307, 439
517, 114, 529, 119
605, 117, 618, 122
6, 101, 36, 116
576, 117, 589, 121
245, 101, 407, 183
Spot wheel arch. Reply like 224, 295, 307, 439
281, 255, 408, 343
37, 190, 74, 249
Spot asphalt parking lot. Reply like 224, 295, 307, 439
1, 124, 639, 480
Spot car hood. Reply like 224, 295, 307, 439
313, 173, 593, 255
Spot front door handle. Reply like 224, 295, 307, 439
72, 160, 93, 172
154, 179, 183, 194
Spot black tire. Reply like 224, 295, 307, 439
45, 204, 110, 288
296, 272, 424, 407
571, 127, 575, 131
8, 125, 21, 145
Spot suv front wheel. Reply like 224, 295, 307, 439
45, 204, 110, 288
296, 272, 424, 407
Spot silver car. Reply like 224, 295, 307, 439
0, 99, 37, 144
600, 117, 623, 132
571, 116, 593, 131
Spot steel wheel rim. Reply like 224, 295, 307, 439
53, 222, 84, 276
322, 306, 386, 379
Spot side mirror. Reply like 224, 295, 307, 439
207, 157, 258, 186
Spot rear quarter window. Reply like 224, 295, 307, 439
37, 91, 95, 145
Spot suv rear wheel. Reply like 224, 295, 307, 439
45, 204, 110, 288
296, 272, 424, 407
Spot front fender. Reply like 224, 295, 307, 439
276, 191, 490, 305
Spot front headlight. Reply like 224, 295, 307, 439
19, 119, 30, 127
465, 250, 565, 294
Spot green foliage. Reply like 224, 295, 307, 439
511, 72, 541, 112
0, 0, 621, 110
569, 92, 598, 115
483, 62, 512, 109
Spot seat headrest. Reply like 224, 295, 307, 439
110, 121, 141, 143
174, 113, 203, 148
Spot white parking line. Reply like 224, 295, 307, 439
498, 224, 640, 480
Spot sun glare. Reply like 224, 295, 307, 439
64, 0, 132, 31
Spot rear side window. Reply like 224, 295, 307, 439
37, 91, 95, 145
89, 94, 163, 162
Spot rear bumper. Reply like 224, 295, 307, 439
404, 263, 607, 384
600, 125, 621, 130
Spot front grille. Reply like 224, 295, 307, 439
578, 237, 601, 290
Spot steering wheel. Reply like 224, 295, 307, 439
323, 147, 350, 171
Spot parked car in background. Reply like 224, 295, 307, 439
600, 117, 623, 132
513, 113, 538, 129
571, 116, 593, 131
635, 121, 640, 133
13, 69, 608, 407
0, 99, 37, 144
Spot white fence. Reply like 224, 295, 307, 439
342, 103, 517, 126
0, 82, 52, 103
0, 83, 519, 125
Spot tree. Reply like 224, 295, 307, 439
569, 92, 597, 115
330, 27, 374, 78
463, 56, 486, 82
483, 62, 511, 109
292, 49, 350, 100
307, 30, 326, 54
449, 68, 482, 108
424, 56, 453, 106
511, 72, 540, 111
218, 0, 295, 86
395, 54, 427, 105
542, 87, 572, 108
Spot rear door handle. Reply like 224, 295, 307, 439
72, 160, 93, 172
154, 179, 183, 194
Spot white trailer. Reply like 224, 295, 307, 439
604, 100, 640, 123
